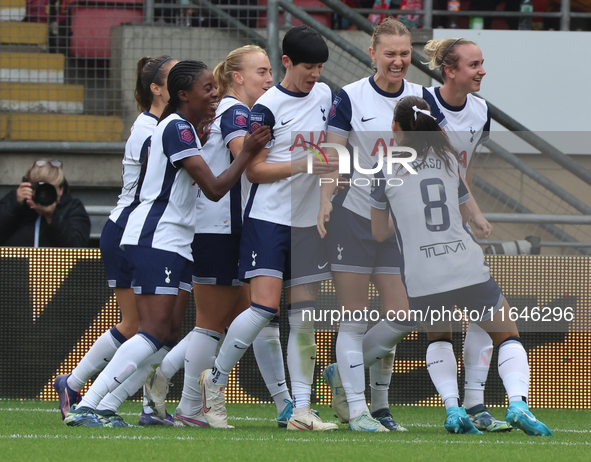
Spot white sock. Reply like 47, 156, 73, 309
67, 327, 125, 391
253, 318, 291, 413
78, 332, 161, 409
212, 303, 277, 387
363, 319, 411, 368
426, 340, 459, 410
497, 337, 529, 403
160, 330, 192, 380
463, 322, 493, 410
336, 319, 369, 419
369, 348, 395, 414
178, 327, 220, 416
97, 346, 169, 413
287, 303, 316, 411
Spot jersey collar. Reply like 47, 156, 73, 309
276, 83, 309, 98
434, 87, 467, 112
369, 75, 405, 98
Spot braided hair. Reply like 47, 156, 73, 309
159, 60, 209, 123
393, 95, 458, 174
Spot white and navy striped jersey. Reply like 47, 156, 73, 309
194, 96, 249, 235
328, 77, 447, 220
244, 82, 333, 228
121, 113, 203, 261
426, 87, 490, 176
370, 151, 490, 297
109, 111, 157, 227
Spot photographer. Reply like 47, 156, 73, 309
0, 159, 90, 248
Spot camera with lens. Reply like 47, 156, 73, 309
32, 182, 58, 206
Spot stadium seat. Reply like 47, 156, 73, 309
0, 51, 65, 83
257, 0, 332, 29
0, 0, 26, 22
69, 4, 143, 59
0, 21, 47, 46
5, 113, 123, 141
0, 82, 84, 113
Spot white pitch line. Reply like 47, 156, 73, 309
0, 433, 588, 446
0, 408, 588, 434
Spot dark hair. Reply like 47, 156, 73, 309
282, 25, 329, 66
159, 60, 209, 123
393, 96, 457, 173
134, 55, 173, 112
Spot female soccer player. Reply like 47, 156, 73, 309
64, 60, 271, 427
369, 95, 552, 436
199, 25, 339, 431
423, 38, 507, 432
318, 17, 445, 432
169, 45, 294, 427
54, 55, 177, 424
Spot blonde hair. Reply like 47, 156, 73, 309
370, 16, 411, 50
26, 159, 65, 187
423, 38, 477, 81
213, 45, 268, 99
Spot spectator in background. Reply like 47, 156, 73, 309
468, 0, 520, 30
546, 0, 591, 30
0, 159, 90, 248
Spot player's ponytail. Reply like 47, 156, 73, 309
159, 60, 209, 123
393, 96, 457, 173
423, 38, 475, 80
134, 55, 173, 112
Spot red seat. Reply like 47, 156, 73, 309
69, 6, 143, 58
257, 0, 332, 29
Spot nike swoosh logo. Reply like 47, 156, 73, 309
103, 358, 110, 362
281, 118, 294, 125
498, 357, 515, 368
361, 117, 376, 122
375, 382, 389, 386
317, 262, 328, 269
278, 381, 286, 387
350, 363, 363, 368
234, 345, 247, 349
375, 357, 383, 360
293, 419, 313, 430
310, 357, 316, 360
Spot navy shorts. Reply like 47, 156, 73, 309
100, 219, 133, 288
238, 217, 331, 288
325, 203, 402, 274
192, 234, 242, 286
409, 277, 504, 326
124, 245, 192, 295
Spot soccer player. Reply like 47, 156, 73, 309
54, 56, 178, 424
317, 17, 445, 432
199, 25, 339, 431
369, 95, 552, 436
64, 60, 271, 427
424, 37, 509, 432
163, 45, 294, 427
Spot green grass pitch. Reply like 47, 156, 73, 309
1, 401, 589, 461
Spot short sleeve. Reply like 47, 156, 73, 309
370, 169, 388, 210
249, 103, 276, 149
220, 105, 249, 147
162, 119, 202, 167
328, 89, 353, 137
458, 171, 470, 204
477, 104, 491, 146
423, 87, 447, 129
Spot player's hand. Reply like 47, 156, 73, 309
16, 182, 33, 205
27, 198, 58, 224
471, 213, 493, 239
196, 119, 213, 145
309, 153, 338, 175
243, 126, 271, 156
317, 200, 333, 239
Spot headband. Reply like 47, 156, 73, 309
440, 38, 463, 66
412, 106, 436, 121
149, 57, 173, 85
